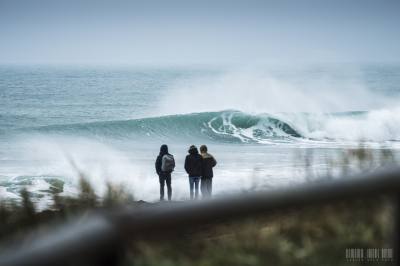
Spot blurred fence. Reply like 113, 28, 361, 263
0, 166, 400, 266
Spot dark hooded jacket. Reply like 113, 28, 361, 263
155, 144, 171, 176
184, 147, 203, 177
201, 152, 217, 179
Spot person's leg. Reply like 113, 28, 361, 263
194, 177, 200, 199
202, 179, 210, 198
209, 178, 213, 197
189, 176, 194, 200
166, 173, 172, 201
200, 178, 206, 198
159, 175, 165, 201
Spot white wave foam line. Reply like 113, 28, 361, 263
207, 113, 276, 144
0, 186, 19, 200
279, 107, 400, 141
206, 113, 249, 142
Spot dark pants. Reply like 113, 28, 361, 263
159, 172, 172, 201
201, 178, 213, 198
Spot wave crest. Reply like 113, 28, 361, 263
25, 111, 302, 143
19, 108, 400, 143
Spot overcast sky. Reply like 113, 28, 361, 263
0, 0, 399, 66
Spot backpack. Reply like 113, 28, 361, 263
161, 154, 175, 172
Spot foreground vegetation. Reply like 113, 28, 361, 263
127, 197, 394, 266
0, 146, 398, 265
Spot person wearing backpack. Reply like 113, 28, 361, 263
184, 145, 203, 200
200, 145, 217, 198
155, 144, 175, 201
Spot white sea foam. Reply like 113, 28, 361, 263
157, 69, 397, 115
157, 69, 400, 143
276, 107, 400, 142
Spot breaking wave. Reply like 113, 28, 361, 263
14, 109, 400, 143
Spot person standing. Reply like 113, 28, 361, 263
200, 145, 217, 198
184, 145, 203, 200
155, 144, 175, 201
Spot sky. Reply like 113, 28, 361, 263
0, 0, 399, 66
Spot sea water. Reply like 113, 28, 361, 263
1, 64, 399, 205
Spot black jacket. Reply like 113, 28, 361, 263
201, 153, 217, 179
184, 149, 203, 177
155, 144, 172, 176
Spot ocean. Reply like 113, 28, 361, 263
1, 64, 399, 206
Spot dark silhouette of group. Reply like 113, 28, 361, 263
155, 144, 217, 201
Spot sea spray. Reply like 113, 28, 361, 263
157, 69, 397, 115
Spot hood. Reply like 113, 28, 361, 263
188, 145, 198, 155
159, 144, 169, 155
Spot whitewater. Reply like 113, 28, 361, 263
1, 65, 399, 206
